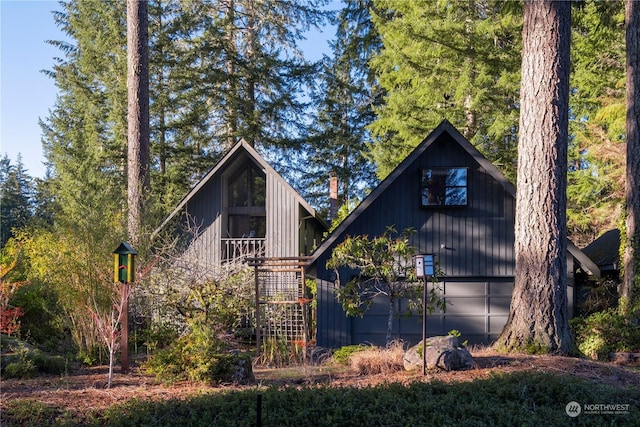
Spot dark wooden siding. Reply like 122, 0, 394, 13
266, 172, 299, 257
359, 134, 515, 278
314, 132, 517, 348
314, 133, 515, 278
175, 147, 325, 267
182, 174, 223, 267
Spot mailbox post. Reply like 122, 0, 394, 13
113, 242, 137, 373
414, 254, 435, 375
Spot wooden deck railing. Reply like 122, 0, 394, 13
222, 238, 266, 262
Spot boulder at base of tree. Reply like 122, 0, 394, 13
403, 336, 473, 371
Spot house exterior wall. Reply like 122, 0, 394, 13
174, 147, 325, 273
313, 132, 517, 348
182, 174, 224, 271
266, 172, 300, 258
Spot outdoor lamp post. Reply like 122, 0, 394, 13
113, 242, 138, 373
414, 254, 435, 375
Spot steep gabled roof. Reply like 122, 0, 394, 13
152, 139, 324, 237
582, 229, 620, 272
309, 120, 600, 278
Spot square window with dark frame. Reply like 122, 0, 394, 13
421, 168, 468, 206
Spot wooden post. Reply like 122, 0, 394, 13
255, 265, 260, 357
121, 281, 129, 373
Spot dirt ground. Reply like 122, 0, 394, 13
2, 348, 639, 418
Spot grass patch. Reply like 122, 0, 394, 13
348, 340, 405, 375
3, 371, 638, 426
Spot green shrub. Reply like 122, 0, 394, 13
570, 308, 640, 360
3, 359, 38, 379
331, 344, 370, 365
139, 322, 179, 355
10, 280, 68, 353
6, 371, 637, 426
0, 340, 68, 379
144, 317, 253, 384
2, 399, 69, 426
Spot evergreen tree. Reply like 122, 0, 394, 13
568, 0, 626, 247
42, 0, 128, 233
369, 0, 522, 180
0, 155, 34, 248
301, 0, 380, 218
127, 0, 150, 246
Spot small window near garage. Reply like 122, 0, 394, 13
421, 168, 468, 206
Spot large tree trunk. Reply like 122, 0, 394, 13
225, 0, 238, 150
246, 0, 258, 147
622, 0, 640, 314
127, 0, 150, 247
496, 0, 573, 354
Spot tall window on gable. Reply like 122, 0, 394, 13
229, 164, 266, 207
421, 168, 468, 206
227, 163, 266, 238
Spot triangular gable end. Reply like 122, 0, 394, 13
308, 119, 599, 278
153, 139, 326, 238
309, 119, 515, 265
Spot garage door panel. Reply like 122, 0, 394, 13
435, 278, 513, 344
443, 282, 486, 296
489, 281, 514, 296
488, 297, 511, 314
445, 297, 486, 314
443, 316, 487, 334
489, 315, 509, 333
357, 278, 515, 345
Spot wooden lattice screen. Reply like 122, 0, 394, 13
245, 257, 313, 357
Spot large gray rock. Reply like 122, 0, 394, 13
403, 336, 474, 371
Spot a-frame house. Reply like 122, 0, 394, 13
154, 140, 327, 270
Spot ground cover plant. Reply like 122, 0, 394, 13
2, 349, 639, 426
2, 370, 638, 426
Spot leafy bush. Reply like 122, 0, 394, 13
0, 339, 68, 379
571, 308, 640, 360
2, 399, 70, 426
10, 280, 68, 352
144, 316, 252, 384
331, 344, 370, 365
139, 322, 179, 355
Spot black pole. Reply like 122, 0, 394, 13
256, 393, 262, 427
422, 276, 427, 375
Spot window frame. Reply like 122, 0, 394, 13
420, 167, 468, 207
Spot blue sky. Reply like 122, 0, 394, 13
1, 0, 65, 178
1, 0, 335, 180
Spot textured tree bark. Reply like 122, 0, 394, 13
127, 0, 150, 247
496, 0, 573, 354
622, 0, 640, 313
